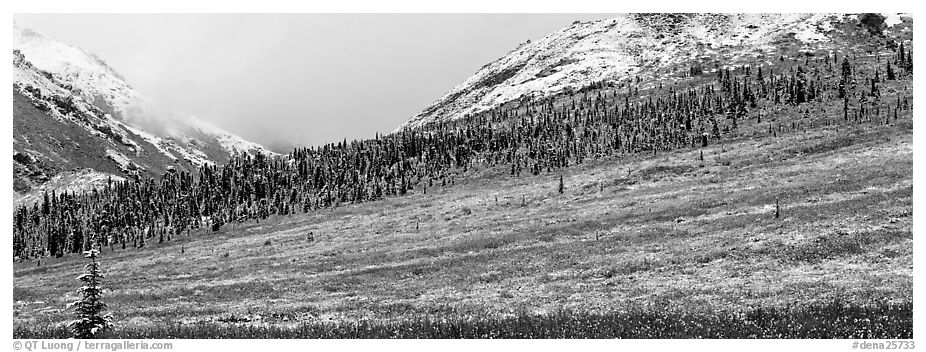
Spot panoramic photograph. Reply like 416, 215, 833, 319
11, 12, 913, 341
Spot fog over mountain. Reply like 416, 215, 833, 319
14, 14, 616, 151
13, 23, 275, 201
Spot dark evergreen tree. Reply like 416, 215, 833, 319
69, 249, 113, 338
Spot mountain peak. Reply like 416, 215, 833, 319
397, 13, 889, 131
13, 24, 139, 118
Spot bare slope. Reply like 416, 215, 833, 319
13, 117, 911, 327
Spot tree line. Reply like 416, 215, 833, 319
13, 43, 913, 260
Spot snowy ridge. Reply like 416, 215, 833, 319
13, 23, 278, 199
14, 50, 138, 151
398, 13, 908, 131
15, 50, 152, 158
12, 23, 275, 170
14, 23, 140, 119
13, 52, 70, 121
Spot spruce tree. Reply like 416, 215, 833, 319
69, 249, 113, 338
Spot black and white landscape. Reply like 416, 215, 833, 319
12, 13, 913, 339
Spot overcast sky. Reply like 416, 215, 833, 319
14, 14, 615, 151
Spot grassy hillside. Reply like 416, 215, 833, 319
13, 111, 912, 337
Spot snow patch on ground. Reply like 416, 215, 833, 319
14, 169, 125, 206
113, 120, 177, 158
167, 139, 214, 166
105, 148, 141, 172
882, 13, 910, 28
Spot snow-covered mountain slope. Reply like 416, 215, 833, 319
13, 23, 275, 199
14, 169, 125, 206
398, 13, 911, 130
14, 24, 141, 120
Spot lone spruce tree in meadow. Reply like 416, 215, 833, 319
558, 175, 565, 194
69, 249, 114, 338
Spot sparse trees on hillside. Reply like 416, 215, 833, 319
11, 39, 913, 260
